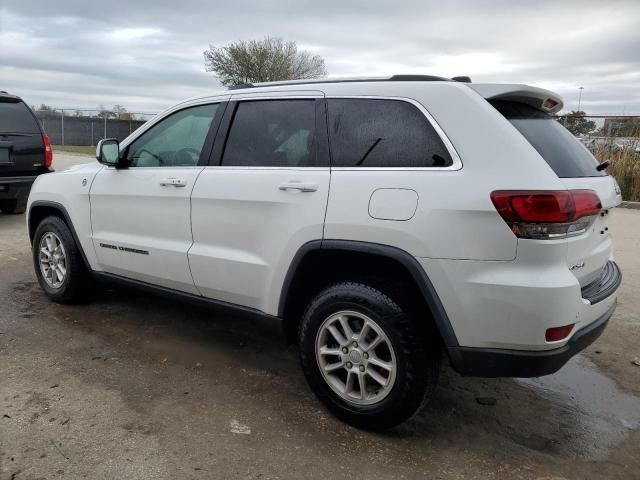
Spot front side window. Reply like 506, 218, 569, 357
222, 100, 317, 167
327, 98, 453, 168
126, 103, 218, 167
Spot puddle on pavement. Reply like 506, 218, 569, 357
518, 354, 640, 460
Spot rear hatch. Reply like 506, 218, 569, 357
0, 95, 46, 177
490, 98, 621, 288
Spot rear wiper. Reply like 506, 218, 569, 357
0, 133, 33, 137
596, 160, 610, 172
355, 137, 382, 166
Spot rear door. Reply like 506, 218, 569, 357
492, 100, 622, 286
189, 92, 330, 313
0, 97, 45, 177
90, 100, 226, 293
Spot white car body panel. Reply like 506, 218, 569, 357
90, 166, 204, 294
27, 162, 103, 269
189, 167, 330, 313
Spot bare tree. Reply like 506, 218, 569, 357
204, 37, 327, 87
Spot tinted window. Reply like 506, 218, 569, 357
491, 100, 605, 178
222, 100, 316, 167
0, 100, 40, 134
126, 103, 218, 167
327, 99, 452, 168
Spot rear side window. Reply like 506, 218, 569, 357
0, 100, 41, 134
491, 100, 605, 178
327, 99, 452, 168
222, 100, 317, 167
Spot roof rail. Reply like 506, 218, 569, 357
227, 74, 466, 90
228, 83, 254, 90
388, 74, 449, 82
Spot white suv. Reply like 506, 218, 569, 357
27, 76, 622, 429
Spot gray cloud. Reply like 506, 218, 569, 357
1, 0, 639, 114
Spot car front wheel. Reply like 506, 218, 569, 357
32, 215, 94, 303
298, 282, 441, 430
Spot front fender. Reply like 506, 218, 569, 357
27, 163, 103, 270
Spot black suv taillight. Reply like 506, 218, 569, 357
43, 133, 53, 168
490, 190, 602, 239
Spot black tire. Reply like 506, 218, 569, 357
0, 197, 27, 214
298, 282, 441, 430
32, 215, 94, 303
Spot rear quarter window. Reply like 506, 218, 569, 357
491, 100, 605, 178
326, 98, 453, 168
0, 100, 41, 134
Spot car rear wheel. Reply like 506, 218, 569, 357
298, 282, 441, 430
0, 197, 27, 214
32, 216, 94, 303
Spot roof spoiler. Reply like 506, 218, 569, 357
467, 84, 564, 114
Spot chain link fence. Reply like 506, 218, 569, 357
557, 114, 640, 139
33, 109, 158, 146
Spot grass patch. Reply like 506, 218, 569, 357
592, 142, 640, 202
53, 145, 96, 156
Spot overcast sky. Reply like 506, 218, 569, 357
1, 0, 639, 115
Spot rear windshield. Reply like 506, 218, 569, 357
491, 100, 605, 178
0, 100, 41, 134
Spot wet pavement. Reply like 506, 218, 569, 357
519, 355, 640, 461
1, 156, 639, 479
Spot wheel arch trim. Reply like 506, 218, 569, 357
28, 200, 92, 272
278, 239, 459, 347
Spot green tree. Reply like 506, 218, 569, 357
96, 104, 116, 119
204, 37, 327, 87
32, 104, 58, 118
557, 111, 596, 136
112, 104, 129, 119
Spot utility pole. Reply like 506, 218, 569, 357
60, 110, 65, 147
577, 86, 584, 112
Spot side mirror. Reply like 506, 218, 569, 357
96, 138, 121, 166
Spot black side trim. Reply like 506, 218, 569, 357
581, 260, 622, 305
197, 100, 229, 167
314, 98, 330, 168
208, 101, 237, 166
277, 240, 323, 317
277, 240, 459, 347
93, 271, 281, 323
0, 176, 37, 185
448, 300, 617, 378
28, 200, 92, 271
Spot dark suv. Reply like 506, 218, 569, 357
0, 91, 53, 214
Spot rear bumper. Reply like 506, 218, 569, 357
0, 175, 37, 199
447, 300, 616, 377
581, 260, 622, 305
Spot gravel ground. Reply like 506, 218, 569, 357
1, 155, 639, 479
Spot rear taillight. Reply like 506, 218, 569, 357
490, 190, 602, 239
43, 133, 53, 168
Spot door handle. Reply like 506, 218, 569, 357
160, 177, 187, 187
278, 181, 318, 192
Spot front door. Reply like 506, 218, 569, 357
189, 93, 330, 313
90, 101, 225, 294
